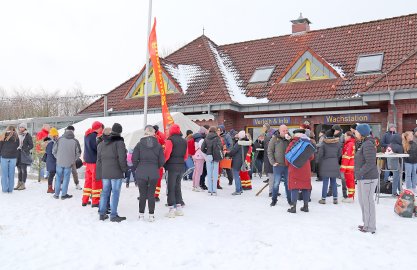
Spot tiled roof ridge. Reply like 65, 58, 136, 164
365, 47, 417, 91
200, 37, 233, 102
218, 13, 417, 48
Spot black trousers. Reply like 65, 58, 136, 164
138, 177, 158, 214
48, 170, 56, 186
167, 169, 184, 207
200, 163, 207, 187
17, 164, 28, 183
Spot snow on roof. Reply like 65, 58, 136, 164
328, 62, 346, 78
165, 64, 209, 94
208, 42, 269, 104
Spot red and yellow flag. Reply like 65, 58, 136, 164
148, 18, 174, 133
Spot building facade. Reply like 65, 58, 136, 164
80, 13, 417, 139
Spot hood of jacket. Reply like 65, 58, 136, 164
324, 137, 340, 144
85, 128, 98, 136
139, 136, 158, 149
63, 130, 75, 139
103, 133, 124, 145
169, 124, 181, 136
206, 132, 218, 141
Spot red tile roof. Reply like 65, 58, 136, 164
80, 13, 417, 114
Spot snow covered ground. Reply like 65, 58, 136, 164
1, 175, 416, 270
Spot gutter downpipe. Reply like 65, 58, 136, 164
387, 73, 396, 129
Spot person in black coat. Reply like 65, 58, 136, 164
228, 130, 250, 195
133, 125, 165, 222
14, 123, 34, 191
0, 126, 20, 193
45, 128, 59, 193
96, 123, 128, 223
317, 129, 342, 204
164, 124, 188, 218
253, 135, 265, 178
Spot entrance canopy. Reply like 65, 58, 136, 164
60, 112, 200, 151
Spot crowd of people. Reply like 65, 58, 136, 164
1, 119, 417, 233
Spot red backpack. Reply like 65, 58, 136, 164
394, 190, 416, 218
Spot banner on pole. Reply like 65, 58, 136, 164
148, 18, 174, 133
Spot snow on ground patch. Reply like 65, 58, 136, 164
1, 177, 416, 270
209, 42, 269, 104
165, 64, 209, 94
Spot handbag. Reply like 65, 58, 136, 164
219, 158, 232, 169
20, 150, 33, 165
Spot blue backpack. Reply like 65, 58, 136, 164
285, 139, 315, 168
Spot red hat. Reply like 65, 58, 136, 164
92, 121, 103, 130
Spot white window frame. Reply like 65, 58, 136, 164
248, 66, 275, 83
355, 53, 384, 74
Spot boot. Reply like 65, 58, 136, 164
217, 184, 223, 190
342, 189, 348, 199
47, 185, 55, 193
110, 215, 126, 223
333, 198, 338, 205
175, 204, 184, 216
300, 202, 309, 212
287, 204, 296, 213
228, 179, 233, 185
318, 199, 326, 204
270, 200, 277, 207
167, 207, 176, 218
14, 182, 23, 190
17, 182, 26, 190
99, 214, 109, 221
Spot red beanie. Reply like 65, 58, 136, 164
92, 121, 103, 130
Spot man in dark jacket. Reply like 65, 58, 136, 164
82, 121, 103, 207
52, 128, 81, 200
133, 125, 165, 222
267, 125, 291, 206
65, 126, 82, 190
164, 124, 188, 218
354, 124, 378, 234
253, 135, 265, 178
96, 123, 128, 222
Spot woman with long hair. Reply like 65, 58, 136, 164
0, 126, 20, 193
402, 131, 417, 193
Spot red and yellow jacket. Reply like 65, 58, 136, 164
340, 138, 355, 173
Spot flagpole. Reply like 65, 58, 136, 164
143, 0, 153, 128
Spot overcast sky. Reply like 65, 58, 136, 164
0, 0, 415, 95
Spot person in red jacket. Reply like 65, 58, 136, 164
153, 125, 166, 202
341, 131, 356, 203
82, 121, 103, 207
185, 130, 195, 180
285, 129, 314, 214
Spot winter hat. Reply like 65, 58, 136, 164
356, 124, 371, 137
388, 123, 396, 130
332, 124, 342, 131
49, 128, 59, 137
186, 130, 193, 136
238, 130, 246, 139
153, 125, 159, 132
112, 123, 123, 134
92, 121, 103, 131
293, 128, 306, 135
18, 123, 27, 130
66, 125, 75, 131
325, 129, 335, 138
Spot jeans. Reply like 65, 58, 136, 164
206, 158, 219, 193
272, 165, 290, 204
17, 164, 28, 183
392, 170, 400, 195
291, 189, 310, 205
232, 168, 242, 193
1, 158, 17, 193
404, 163, 417, 190
322, 177, 337, 199
99, 179, 123, 218
254, 158, 263, 176
54, 166, 71, 197
185, 156, 194, 179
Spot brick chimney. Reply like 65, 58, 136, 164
291, 13, 311, 34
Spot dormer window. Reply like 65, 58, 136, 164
249, 66, 275, 83
355, 53, 384, 74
